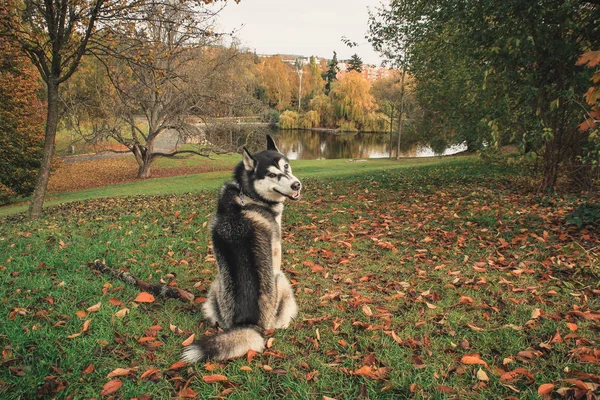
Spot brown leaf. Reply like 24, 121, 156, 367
500, 368, 534, 383
538, 383, 555, 396
75, 310, 87, 319
86, 302, 101, 313
178, 387, 197, 398
266, 337, 275, 349
107, 368, 133, 378
202, 374, 228, 383
181, 334, 195, 347
134, 292, 155, 303
362, 305, 373, 317
114, 308, 129, 318
168, 361, 188, 371
82, 364, 95, 375
108, 298, 124, 307
247, 349, 258, 363
140, 368, 160, 380
100, 379, 122, 396
460, 354, 488, 367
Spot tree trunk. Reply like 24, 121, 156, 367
27, 79, 60, 220
137, 159, 152, 179
389, 106, 395, 159
396, 70, 406, 160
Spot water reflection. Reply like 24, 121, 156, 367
229, 125, 466, 160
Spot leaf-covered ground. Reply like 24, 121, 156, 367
1, 159, 599, 399
48, 155, 238, 193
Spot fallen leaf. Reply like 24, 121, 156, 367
538, 383, 554, 396
477, 368, 489, 381
202, 374, 228, 383
82, 364, 95, 375
134, 292, 155, 303
362, 305, 373, 317
140, 368, 160, 380
114, 308, 129, 318
86, 302, 101, 313
182, 334, 195, 347
100, 379, 122, 396
107, 368, 133, 378
460, 354, 488, 367
168, 361, 187, 371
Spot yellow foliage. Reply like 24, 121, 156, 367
279, 111, 300, 129
329, 71, 376, 129
299, 110, 320, 129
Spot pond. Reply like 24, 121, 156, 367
273, 128, 467, 160
212, 124, 467, 160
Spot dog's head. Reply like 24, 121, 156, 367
240, 135, 302, 203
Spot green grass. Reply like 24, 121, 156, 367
0, 156, 458, 217
1, 158, 599, 399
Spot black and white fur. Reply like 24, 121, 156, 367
182, 135, 301, 362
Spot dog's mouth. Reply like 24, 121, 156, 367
274, 188, 302, 201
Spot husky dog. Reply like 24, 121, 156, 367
182, 135, 301, 362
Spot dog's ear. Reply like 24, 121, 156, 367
242, 147, 255, 171
266, 135, 280, 152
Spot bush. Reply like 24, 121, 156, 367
279, 111, 300, 129
362, 113, 388, 132
261, 109, 280, 124
566, 202, 600, 228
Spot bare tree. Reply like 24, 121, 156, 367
82, 1, 241, 178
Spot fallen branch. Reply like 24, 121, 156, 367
91, 260, 195, 303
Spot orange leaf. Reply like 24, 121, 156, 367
202, 374, 228, 383
168, 361, 188, 371
538, 383, 555, 396
86, 302, 101, 313
500, 368, 534, 383
75, 310, 87, 319
182, 334, 195, 347
82, 364, 95, 375
100, 379, 122, 396
140, 368, 160, 380
107, 368, 133, 378
460, 354, 488, 367
178, 387, 197, 398
566, 323, 578, 332
108, 298, 124, 306
134, 292, 155, 303
247, 349, 258, 363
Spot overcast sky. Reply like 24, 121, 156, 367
207, 0, 386, 65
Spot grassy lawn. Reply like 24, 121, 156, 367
1, 156, 451, 218
1, 158, 599, 399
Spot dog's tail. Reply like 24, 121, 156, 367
181, 326, 264, 363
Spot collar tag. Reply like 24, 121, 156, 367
239, 188, 245, 206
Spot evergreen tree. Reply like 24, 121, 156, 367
347, 54, 363, 73
323, 51, 340, 95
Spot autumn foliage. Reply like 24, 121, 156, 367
0, 33, 44, 203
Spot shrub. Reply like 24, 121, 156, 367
261, 109, 280, 124
566, 202, 600, 228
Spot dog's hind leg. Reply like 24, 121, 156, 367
202, 279, 224, 327
270, 272, 298, 329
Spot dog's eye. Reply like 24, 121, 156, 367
284, 164, 289, 170
268, 173, 277, 178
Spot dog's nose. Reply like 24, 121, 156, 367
291, 181, 301, 191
